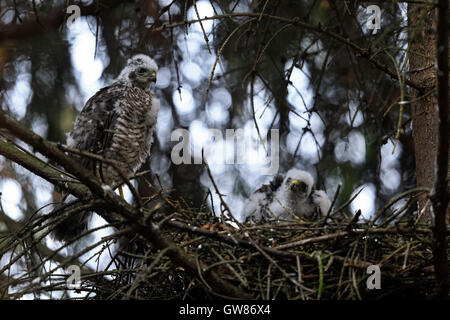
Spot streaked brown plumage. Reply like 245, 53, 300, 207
54, 54, 159, 241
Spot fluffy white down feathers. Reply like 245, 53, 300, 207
241, 169, 332, 223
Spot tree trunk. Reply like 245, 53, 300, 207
408, 2, 444, 223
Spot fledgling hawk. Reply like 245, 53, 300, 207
54, 54, 160, 241
241, 169, 332, 223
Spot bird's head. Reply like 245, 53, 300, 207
283, 169, 314, 200
118, 54, 158, 90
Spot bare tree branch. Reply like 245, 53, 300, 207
0, 0, 132, 45
0, 110, 251, 299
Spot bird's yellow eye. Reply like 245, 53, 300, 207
151, 71, 156, 77
291, 179, 300, 185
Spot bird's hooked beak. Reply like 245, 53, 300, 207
141, 70, 157, 84
290, 179, 308, 193
150, 71, 157, 83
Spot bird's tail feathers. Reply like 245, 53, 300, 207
52, 194, 92, 242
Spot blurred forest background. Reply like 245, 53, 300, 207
0, 0, 447, 299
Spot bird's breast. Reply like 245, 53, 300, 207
108, 90, 156, 176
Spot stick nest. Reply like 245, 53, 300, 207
1, 194, 446, 300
